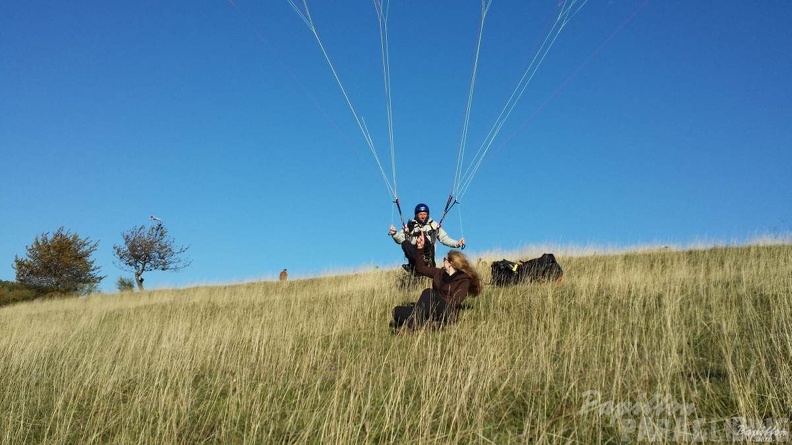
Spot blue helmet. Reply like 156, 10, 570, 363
414, 203, 430, 215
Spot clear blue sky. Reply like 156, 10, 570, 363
2, 1, 790, 292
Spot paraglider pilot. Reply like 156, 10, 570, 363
388, 203, 464, 273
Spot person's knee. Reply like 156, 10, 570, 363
401, 242, 417, 260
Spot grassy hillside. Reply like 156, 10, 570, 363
1, 244, 790, 444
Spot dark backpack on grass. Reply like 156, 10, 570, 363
519, 253, 563, 283
491, 253, 563, 286
491, 259, 521, 286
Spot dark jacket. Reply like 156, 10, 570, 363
415, 246, 472, 306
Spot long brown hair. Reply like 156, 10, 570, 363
446, 250, 482, 296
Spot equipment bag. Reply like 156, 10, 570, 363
491, 253, 563, 286
490, 259, 521, 286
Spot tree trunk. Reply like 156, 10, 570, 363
135, 270, 145, 291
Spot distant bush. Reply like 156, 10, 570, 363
0, 280, 37, 307
116, 277, 135, 292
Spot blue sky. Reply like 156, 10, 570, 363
2, 1, 790, 292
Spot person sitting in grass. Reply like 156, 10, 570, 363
392, 232, 481, 332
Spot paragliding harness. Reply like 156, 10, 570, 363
394, 195, 461, 273
407, 219, 438, 268
490, 253, 564, 286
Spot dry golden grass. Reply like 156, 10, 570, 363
1, 243, 791, 444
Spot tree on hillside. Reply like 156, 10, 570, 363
13, 227, 105, 296
112, 220, 190, 291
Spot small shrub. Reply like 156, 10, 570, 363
0, 280, 37, 307
116, 277, 136, 292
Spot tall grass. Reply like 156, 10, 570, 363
1, 244, 791, 443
